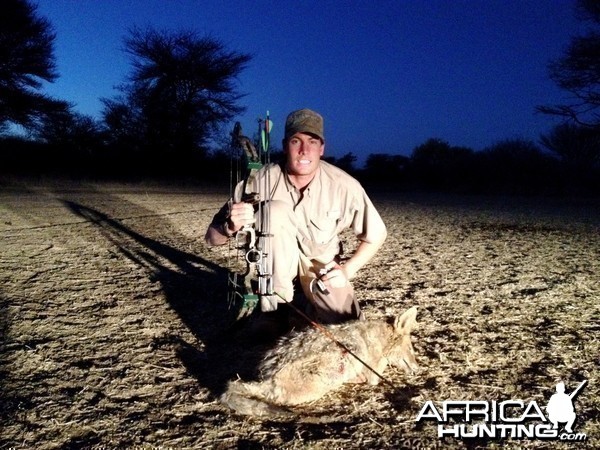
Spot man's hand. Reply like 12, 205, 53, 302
320, 263, 349, 288
227, 201, 255, 233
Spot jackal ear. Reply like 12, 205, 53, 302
394, 306, 418, 335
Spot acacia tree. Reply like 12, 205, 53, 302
537, 0, 600, 127
0, 0, 66, 130
103, 28, 251, 167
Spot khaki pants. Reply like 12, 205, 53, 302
264, 200, 361, 323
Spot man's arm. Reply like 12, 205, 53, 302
324, 184, 388, 287
343, 235, 387, 280
204, 201, 255, 247
323, 233, 387, 287
204, 222, 232, 246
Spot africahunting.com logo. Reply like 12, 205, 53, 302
416, 380, 588, 442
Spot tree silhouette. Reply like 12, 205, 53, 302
0, 0, 66, 130
409, 138, 475, 189
324, 152, 357, 174
478, 138, 557, 193
540, 122, 600, 169
537, 0, 600, 127
102, 28, 251, 169
34, 106, 104, 151
363, 153, 408, 183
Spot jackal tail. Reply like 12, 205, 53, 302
221, 381, 293, 417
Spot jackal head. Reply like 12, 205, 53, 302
387, 306, 418, 373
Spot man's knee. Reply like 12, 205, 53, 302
309, 283, 361, 324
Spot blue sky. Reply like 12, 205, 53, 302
35, 0, 588, 163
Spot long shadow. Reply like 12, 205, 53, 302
0, 294, 18, 426
62, 196, 272, 397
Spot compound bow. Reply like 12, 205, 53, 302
228, 112, 274, 318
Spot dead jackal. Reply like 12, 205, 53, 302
221, 306, 418, 416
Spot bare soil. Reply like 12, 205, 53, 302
1, 179, 598, 449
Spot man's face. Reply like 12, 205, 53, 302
284, 132, 324, 177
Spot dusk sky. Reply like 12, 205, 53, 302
35, 0, 588, 164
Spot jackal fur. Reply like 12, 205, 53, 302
221, 306, 418, 416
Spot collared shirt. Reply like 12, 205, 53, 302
238, 161, 387, 262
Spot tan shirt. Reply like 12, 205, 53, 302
233, 161, 387, 262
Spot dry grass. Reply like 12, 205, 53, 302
0, 179, 598, 449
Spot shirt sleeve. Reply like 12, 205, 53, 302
351, 188, 387, 244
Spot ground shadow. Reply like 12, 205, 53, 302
0, 294, 17, 424
62, 194, 273, 397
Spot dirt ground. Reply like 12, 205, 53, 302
0, 178, 598, 449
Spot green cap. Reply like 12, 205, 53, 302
284, 108, 324, 142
